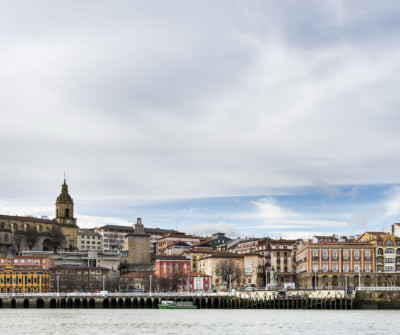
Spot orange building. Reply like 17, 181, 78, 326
295, 241, 375, 288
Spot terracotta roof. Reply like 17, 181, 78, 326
156, 255, 189, 260
189, 272, 211, 277
365, 232, 385, 237
203, 252, 244, 259
188, 248, 215, 253
168, 241, 191, 248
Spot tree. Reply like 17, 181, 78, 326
215, 258, 242, 288
49, 226, 65, 252
25, 225, 39, 250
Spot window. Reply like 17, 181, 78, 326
313, 264, 318, 271
323, 251, 328, 259
354, 252, 359, 259
323, 264, 328, 272
385, 239, 394, 246
343, 264, 349, 272
365, 264, 370, 272
354, 264, 359, 271
377, 248, 384, 255
365, 251, 371, 259
343, 252, 348, 260
333, 263, 338, 272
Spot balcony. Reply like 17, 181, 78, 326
312, 256, 319, 260
332, 256, 338, 260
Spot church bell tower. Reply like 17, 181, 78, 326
55, 177, 78, 250
55, 178, 77, 226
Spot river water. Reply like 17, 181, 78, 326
0, 309, 396, 334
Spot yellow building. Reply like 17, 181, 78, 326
198, 252, 245, 289
357, 232, 400, 286
0, 256, 50, 293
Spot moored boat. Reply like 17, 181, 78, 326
158, 300, 197, 309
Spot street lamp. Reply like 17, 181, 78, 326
57, 275, 60, 296
229, 274, 232, 295
358, 267, 361, 289
102, 275, 105, 291
265, 269, 268, 289
344, 275, 348, 298
149, 275, 152, 296
314, 270, 317, 290
187, 271, 190, 294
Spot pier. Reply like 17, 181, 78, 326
0, 292, 353, 309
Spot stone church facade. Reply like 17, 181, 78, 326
0, 179, 78, 253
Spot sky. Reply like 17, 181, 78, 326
1, 1, 400, 239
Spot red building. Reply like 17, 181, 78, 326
155, 255, 190, 278
189, 272, 211, 292
0, 255, 53, 270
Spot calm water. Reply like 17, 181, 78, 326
0, 309, 398, 334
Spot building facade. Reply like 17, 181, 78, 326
198, 252, 244, 290
49, 266, 110, 292
296, 241, 375, 288
124, 218, 151, 267
358, 232, 400, 286
0, 256, 50, 293
0, 179, 76, 253
77, 230, 103, 252
189, 272, 211, 292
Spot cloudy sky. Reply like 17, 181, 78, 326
1, 1, 400, 239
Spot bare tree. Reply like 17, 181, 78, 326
49, 226, 65, 252
25, 225, 39, 250
215, 258, 242, 288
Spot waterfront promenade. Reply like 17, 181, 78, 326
0, 289, 353, 309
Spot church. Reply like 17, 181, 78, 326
0, 179, 78, 253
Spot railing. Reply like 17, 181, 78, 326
0, 291, 230, 299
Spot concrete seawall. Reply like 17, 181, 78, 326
355, 290, 400, 309
0, 295, 353, 309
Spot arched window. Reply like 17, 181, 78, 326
396, 249, 400, 255
377, 248, 384, 255
65, 208, 69, 218
385, 239, 394, 246
0, 222, 4, 229
385, 248, 395, 255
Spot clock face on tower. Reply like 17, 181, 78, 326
66, 219, 70, 223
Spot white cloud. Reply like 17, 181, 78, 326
186, 221, 240, 238
76, 214, 132, 229
313, 180, 341, 198
251, 197, 347, 232
383, 186, 400, 218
